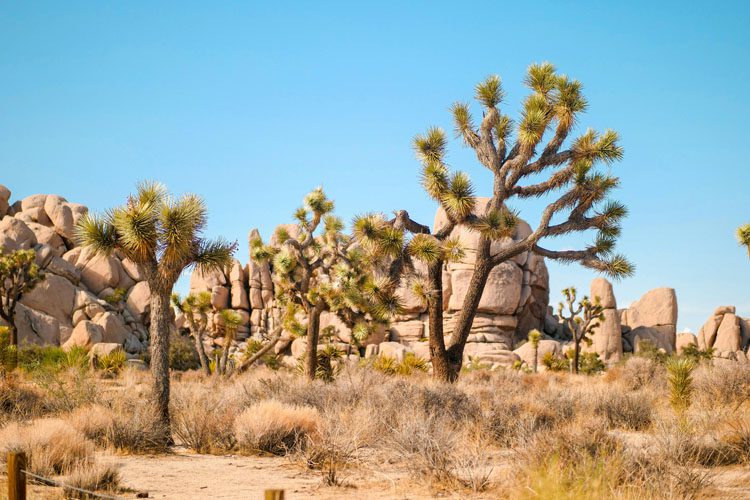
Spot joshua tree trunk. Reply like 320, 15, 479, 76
192, 331, 211, 376
219, 331, 232, 375
236, 327, 282, 373
304, 302, 324, 381
427, 262, 453, 382
572, 337, 581, 374
442, 248, 493, 379
149, 288, 173, 444
533, 346, 539, 373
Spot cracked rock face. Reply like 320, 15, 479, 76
0, 185, 149, 354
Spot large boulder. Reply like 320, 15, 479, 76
448, 262, 523, 315
43, 195, 77, 241
0, 217, 37, 249
126, 281, 151, 319
9, 303, 61, 345
19, 274, 76, 324
513, 339, 561, 371
79, 252, 124, 295
93, 312, 131, 345
676, 332, 698, 353
63, 320, 105, 350
713, 313, 741, 353
0, 185, 10, 218
621, 288, 677, 351
586, 278, 622, 363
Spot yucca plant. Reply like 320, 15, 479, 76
250, 187, 399, 381
737, 223, 750, 257
215, 308, 242, 375
172, 291, 213, 376
75, 181, 235, 442
0, 249, 45, 367
528, 329, 542, 373
558, 287, 605, 374
666, 357, 694, 426
354, 63, 633, 382
96, 350, 127, 377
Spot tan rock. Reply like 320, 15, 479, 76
623, 288, 678, 328
80, 252, 123, 294
46, 255, 81, 285
19, 274, 76, 323
120, 258, 146, 282
513, 339, 561, 370
210, 285, 230, 310
676, 332, 698, 352
43, 195, 77, 240
378, 341, 409, 362
389, 320, 424, 343
590, 277, 616, 309
448, 262, 522, 314
320, 312, 353, 343
126, 281, 151, 318
630, 326, 673, 355
11, 303, 61, 345
713, 313, 741, 353
20, 194, 48, 211
230, 282, 249, 310
25, 222, 65, 255
89, 342, 124, 358
0, 216, 37, 248
93, 312, 130, 344
0, 185, 9, 217
63, 320, 104, 350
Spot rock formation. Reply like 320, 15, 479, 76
695, 306, 750, 363
620, 288, 678, 354
0, 185, 150, 355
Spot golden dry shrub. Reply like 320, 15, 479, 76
0, 418, 94, 475
234, 400, 320, 455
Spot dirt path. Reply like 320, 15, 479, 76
109, 449, 422, 500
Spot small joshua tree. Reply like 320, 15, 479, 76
172, 291, 213, 376
557, 287, 604, 374
528, 328, 542, 373
737, 224, 750, 257
76, 181, 235, 442
356, 63, 633, 382
666, 357, 694, 428
0, 249, 45, 365
215, 308, 242, 375
250, 187, 399, 381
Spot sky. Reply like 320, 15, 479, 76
1, 1, 748, 331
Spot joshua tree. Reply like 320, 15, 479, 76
356, 63, 633, 381
215, 308, 242, 375
666, 357, 694, 428
250, 187, 399, 381
737, 224, 750, 257
0, 249, 45, 365
557, 287, 604, 374
172, 291, 213, 376
76, 181, 235, 442
528, 328, 542, 373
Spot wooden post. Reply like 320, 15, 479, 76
7, 451, 27, 500
264, 490, 284, 500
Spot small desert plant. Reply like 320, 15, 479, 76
215, 308, 243, 375
541, 351, 569, 372
96, 350, 127, 377
315, 344, 344, 382
635, 339, 668, 364
557, 287, 605, 374
681, 343, 714, 363
64, 462, 121, 495
528, 329, 542, 373
17, 345, 89, 373
396, 352, 429, 375
666, 357, 694, 422
0, 325, 16, 373
102, 287, 128, 306
371, 355, 397, 375
606, 355, 662, 390
389, 413, 458, 484
171, 384, 238, 453
592, 389, 653, 430
234, 400, 320, 455
576, 351, 606, 375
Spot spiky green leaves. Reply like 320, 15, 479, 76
160, 194, 208, 269
475, 75, 504, 108
525, 62, 557, 95
407, 234, 442, 263
450, 102, 476, 144
518, 93, 551, 148
414, 127, 447, 164
0, 249, 45, 301
304, 187, 334, 215
471, 207, 519, 240
75, 213, 118, 255
441, 172, 475, 220
528, 328, 542, 347
273, 248, 297, 276
421, 162, 449, 201
573, 129, 623, 164
737, 224, 750, 256
553, 76, 587, 129
194, 238, 237, 274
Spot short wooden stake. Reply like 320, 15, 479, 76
7, 451, 27, 500
264, 489, 284, 500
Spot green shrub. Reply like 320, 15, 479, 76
577, 351, 606, 375
16, 345, 89, 373
542, 352, 569, 372
396, 352, 428, 375
681, 343, 714, 363
371, 355, 397, 375
636, 339, 669, 364
103, 287, 127, 305
169, 333, 200, 371
96, 350, 127, 377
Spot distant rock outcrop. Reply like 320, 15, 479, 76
0, 185, 149, 355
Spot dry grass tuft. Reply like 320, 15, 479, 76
0, 418, 94, 475
63, 461, 121, 495
235, 400, 320, 455
171, 382, 238, 453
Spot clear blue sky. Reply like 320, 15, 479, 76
1, 1, 748, 331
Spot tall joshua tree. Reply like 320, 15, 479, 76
357, 63, 633, 381
528, 328, 542, 373
250, 187, 399, 381
76, 181, 235, 441
557, 287, 604, 374
0, 249, 45, 365
737, 224, 750, 257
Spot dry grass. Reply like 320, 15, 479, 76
5, 353, 750, 498
234, 400, 320, 455
0, 418, 93, 475
63, 461, 121, 495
